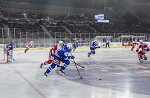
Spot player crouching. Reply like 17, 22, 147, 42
88, 40, 100, 57
136, 40, 150, 60
40, 40, 64, 68
24, 41, 33, 53
44, 43, 74, 77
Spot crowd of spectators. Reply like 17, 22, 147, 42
0, 7, 150, 39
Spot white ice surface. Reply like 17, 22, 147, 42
0, 48, 150, 98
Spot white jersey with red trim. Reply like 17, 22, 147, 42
51, 44, 63, 55
136, 43, 149, 53
132, 41, 138, 46
138, 43, 148, 49
26, 42, 33, 48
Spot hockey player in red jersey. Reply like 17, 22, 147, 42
24, 41, 33, 53
136, 40, 150, 60
131, 40, 138, 51
40, 40, 64, 68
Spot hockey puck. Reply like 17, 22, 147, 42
99, 79, 102, 80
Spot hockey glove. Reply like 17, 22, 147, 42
70, 56, 75, 59
136, 49, 139, 52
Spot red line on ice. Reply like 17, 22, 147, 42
10, 65, 47, 98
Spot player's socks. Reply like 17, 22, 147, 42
140, 55, 143, 59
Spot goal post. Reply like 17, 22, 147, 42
94, 36, 113, 46
0, 44, 8, 64
120, 35, 146, 46
0, 28, 9, 64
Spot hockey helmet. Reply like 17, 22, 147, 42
67, 43, 73, 50
59, 40, 63, 44
139, 40, 143, 43
94, 40, 97, 42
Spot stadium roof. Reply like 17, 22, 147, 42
2, 0, 150, 10
1, 0, 120, 9
1, 0, 150, 23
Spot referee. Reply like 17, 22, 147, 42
106, 39, 110, 48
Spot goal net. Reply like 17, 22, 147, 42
0, 44, 8, 64
94, 36, 113, 46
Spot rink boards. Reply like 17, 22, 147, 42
13, 46, 133, 51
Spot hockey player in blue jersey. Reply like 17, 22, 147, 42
44, 43, 74, 77
72, 41, 79, 51
7, 41, 14, 50
6, 41, 14, 62
88, 40, 100, 57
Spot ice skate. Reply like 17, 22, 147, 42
144, 57, 147, 60
40, 63, 44, 68
44, 72, 48, 77
88, 52, 91, 57
59, 69, 65, 75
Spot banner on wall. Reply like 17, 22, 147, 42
99, 42, 150, 47
122, 42, 131, 46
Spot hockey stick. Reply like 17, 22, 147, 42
70, 53, 83, 79
70, 60, 84, 68
96, 46, 100, 48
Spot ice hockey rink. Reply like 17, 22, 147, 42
0, 48, 150, 98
